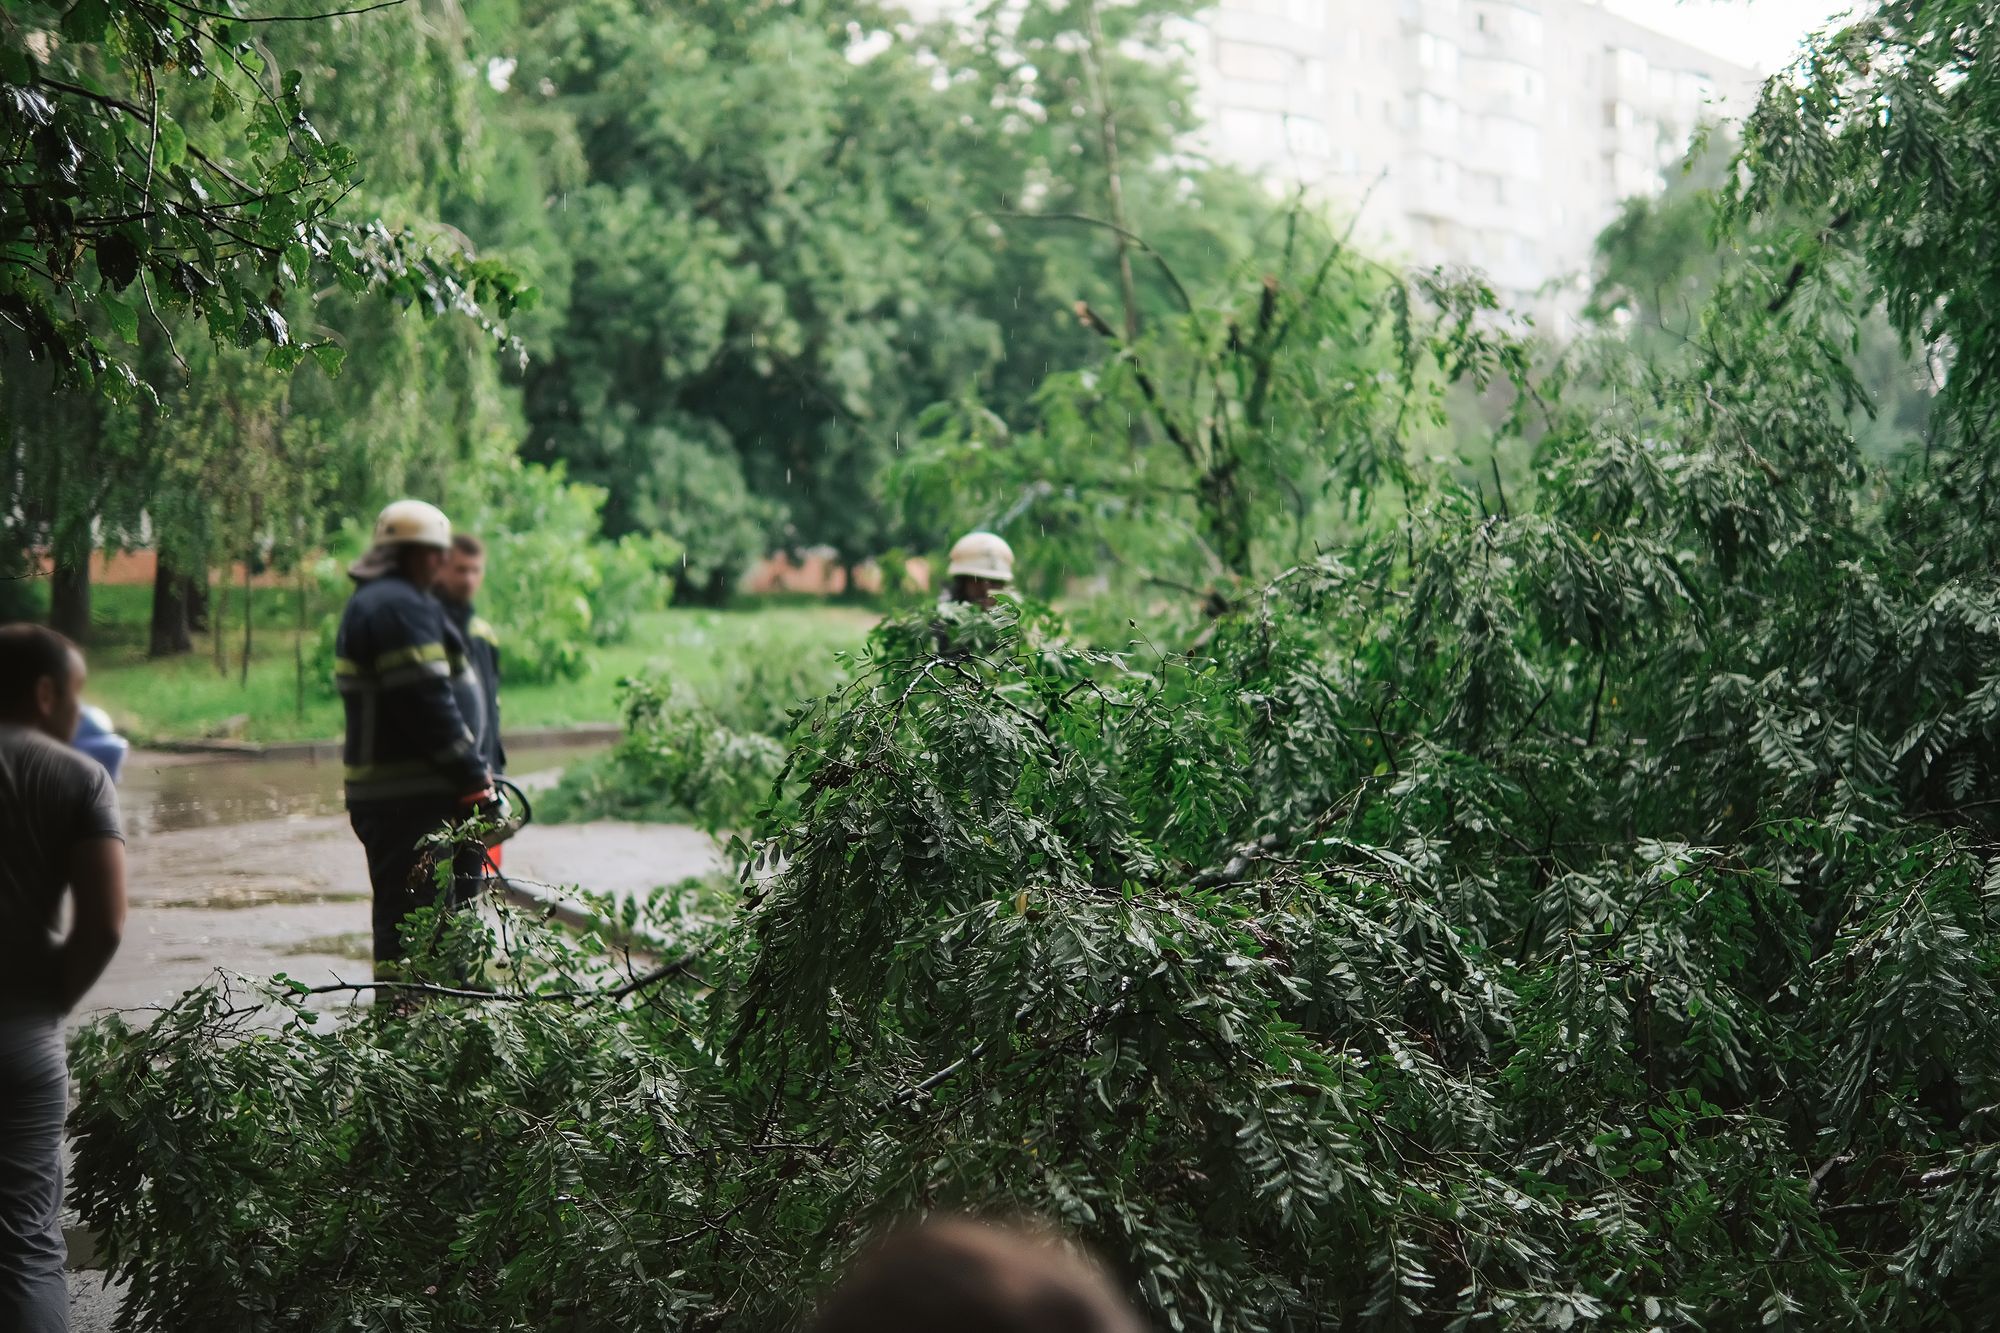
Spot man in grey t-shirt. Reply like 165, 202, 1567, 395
0, 624, 127, 1333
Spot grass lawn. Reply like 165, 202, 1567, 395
74, 584, 876, 744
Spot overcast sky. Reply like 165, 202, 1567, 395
1604, 0, 1859, 71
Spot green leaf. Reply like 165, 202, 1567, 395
95, 234, 141, 291
156, 119, 187, 169
60, 0, 112, 43
0, 43, 31, 86
104, 297, 138, 343
311, 343, 347, 378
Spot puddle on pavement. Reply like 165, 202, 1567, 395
151, 886, 371, 911
79, 737, 709, 1029
118, 743, 608, 837
282, 933, 372, 962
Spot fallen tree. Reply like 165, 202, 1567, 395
64, 5, 2000, 1323
68, 451, 2000, 1326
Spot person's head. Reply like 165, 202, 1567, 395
0, 623, 86, 741
349, 499, 454, 588
806, 1218, 1145, 1333
946, 531, 1016, 610
436, 533, 486, 605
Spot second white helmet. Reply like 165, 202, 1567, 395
947, 530, 1015, 583
373, 499, 452, 550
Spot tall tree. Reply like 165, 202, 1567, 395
471, 0, 1280, 593
1, 0, 527, 631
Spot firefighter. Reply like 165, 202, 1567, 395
336, 500, 492, 974
933, 530, 1016, 656
941, 531, 1015, 609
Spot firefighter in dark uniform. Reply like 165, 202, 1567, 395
336, 500, 493, 974
434, 532, 506, 870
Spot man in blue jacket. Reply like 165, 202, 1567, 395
336, 500, 493, 974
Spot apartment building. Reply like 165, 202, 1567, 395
1191, 0, 1762, 308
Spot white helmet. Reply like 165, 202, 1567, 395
373, 499, 452, 550
947, 530, 1015, 583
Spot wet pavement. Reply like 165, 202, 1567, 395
78, 745, 724, 1028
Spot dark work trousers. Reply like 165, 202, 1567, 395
0, 1012, 67, 1333
349, 802, 488, 968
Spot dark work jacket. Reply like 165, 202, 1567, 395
440, 597, 505, 775
336, 573, 488, 808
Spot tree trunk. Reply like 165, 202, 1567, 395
213, 566, 228, 677
187, 574, 210, 632
240, 548, 253, 686
50, 558, 91, 643
295, 558, 308, 721
240, 493, 260, 686
1078, 0, 1141, 344
149, 559, 194, 657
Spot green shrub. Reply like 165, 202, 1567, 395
540, 642, 852, 832
590, 531, 681, 646
448, 459, 683, 683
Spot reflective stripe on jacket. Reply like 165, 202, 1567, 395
336, 573, 488, 806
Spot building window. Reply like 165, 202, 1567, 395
1287, 117, 1331, 158
1417, 33, 1460, 77
1220, 108, 1288, 158
1417, 91, 1460, 134
1218, 40, 1287, 83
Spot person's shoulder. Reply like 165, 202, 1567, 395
357, 577, 440, 625
345, 576, 397, 616
468, 615, 499, 646
1, 724, 107, 792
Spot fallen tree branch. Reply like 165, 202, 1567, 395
884, 1040, 991, 1109
304, 948, 708, 1005
1766, 208, 1854, 313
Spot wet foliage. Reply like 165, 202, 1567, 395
69, 453, 2000, 1325
60, 1, 2000, 1329
0, 0, 526, 390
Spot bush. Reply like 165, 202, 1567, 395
540, 643, 852, 832
456, 460, 682, 683
590, 531, 681, 646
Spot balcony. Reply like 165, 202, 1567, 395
1405, 175, 1463, 220
1210, 8, 1321, 53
